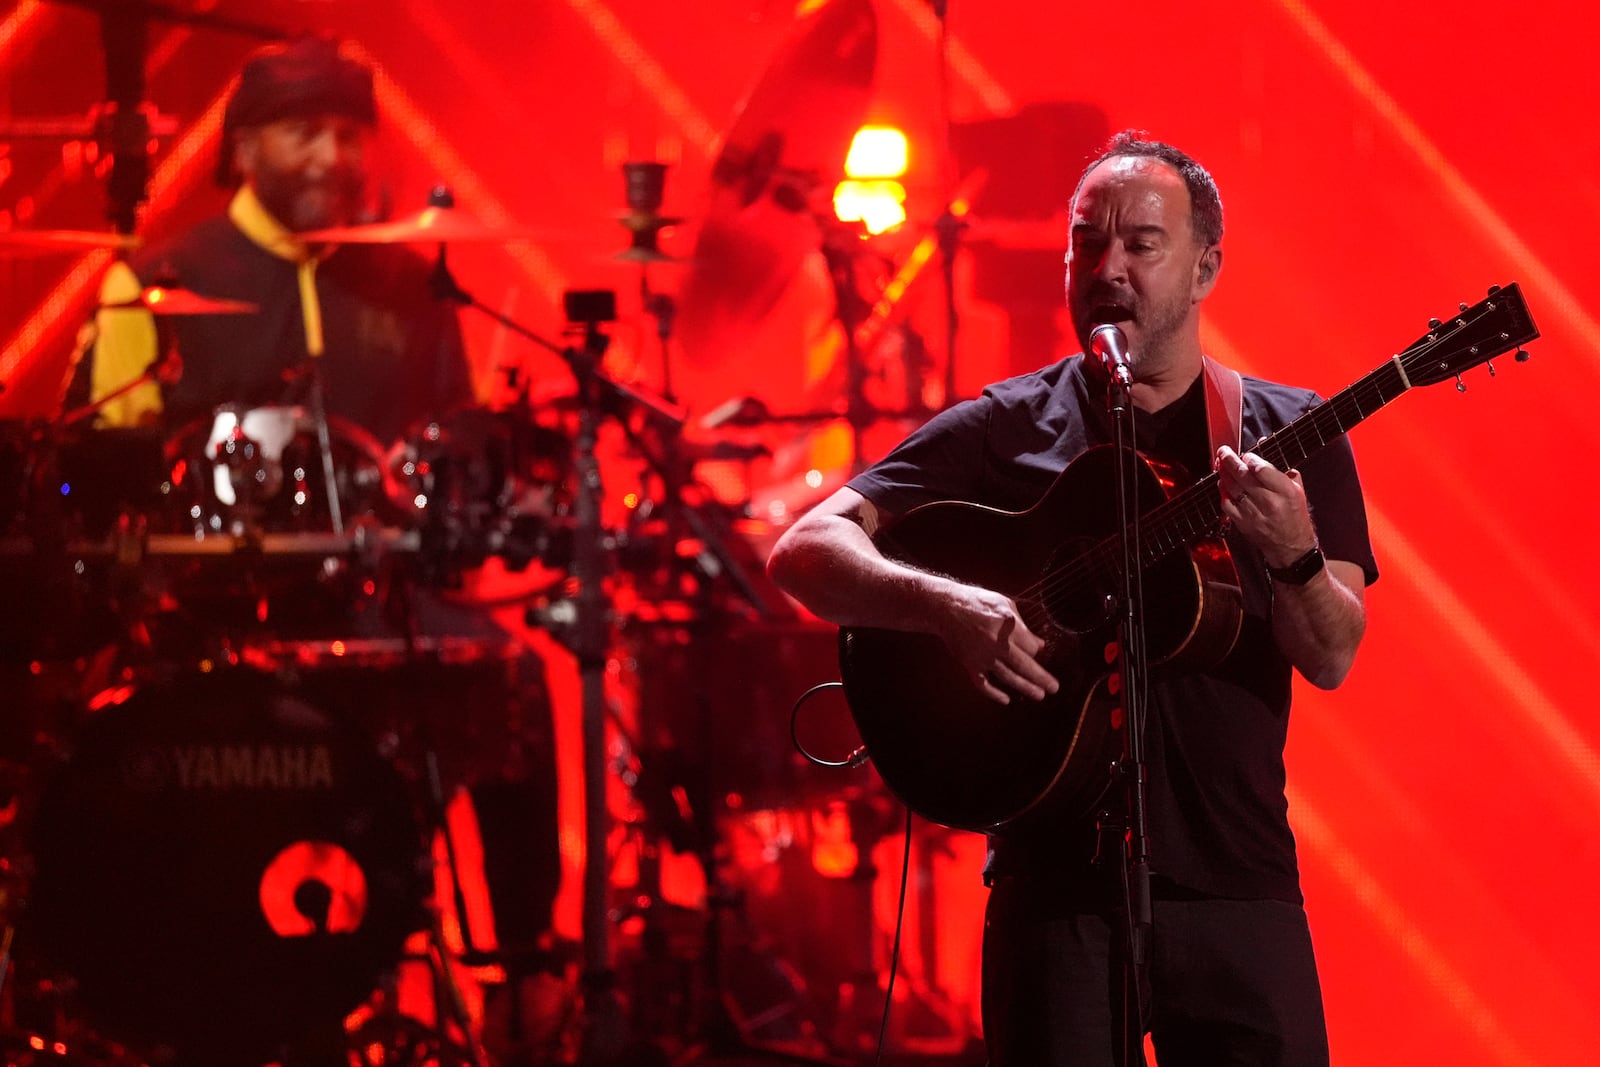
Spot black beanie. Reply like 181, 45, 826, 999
215, 37, 377, 187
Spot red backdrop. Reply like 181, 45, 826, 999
2, 1, 1597, 1063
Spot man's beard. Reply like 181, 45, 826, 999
1069, 283, 1191, 372
252, 167, 364, 233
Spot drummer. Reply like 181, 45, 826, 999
63, 35, 472, 443
55, 34, 563, 1017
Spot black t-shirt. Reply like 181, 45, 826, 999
121, 216, 471, 444
847, 355, 1379, 904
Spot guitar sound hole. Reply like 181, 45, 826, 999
1039, 539, 1114, 633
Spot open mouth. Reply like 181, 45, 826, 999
1090, 303, 1135, 325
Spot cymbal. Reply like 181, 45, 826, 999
677, 0, 877, 367
0, 229, 141, 254
104, 285, 259, 316
297, 205, 554, 245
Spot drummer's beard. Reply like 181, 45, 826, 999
251, 163, 366, 234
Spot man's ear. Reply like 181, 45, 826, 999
1194, 245, 1222, 297
231, 129, 258, 182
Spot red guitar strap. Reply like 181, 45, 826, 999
1201, 354, 1244, 455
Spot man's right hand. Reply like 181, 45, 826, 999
768, 486, 1059, 705
935, 584, 1060, 705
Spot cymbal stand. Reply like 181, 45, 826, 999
816, 218, 878, 475
354, 566, 488, 1067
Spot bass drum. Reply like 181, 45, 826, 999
28, 668, 426, 1064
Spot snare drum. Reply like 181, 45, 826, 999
28, 667, 427, 1062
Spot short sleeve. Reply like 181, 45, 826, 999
845, 396, 994, 516
1298, 429, 1379, 587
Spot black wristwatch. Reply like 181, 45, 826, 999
1267, 543, 1326, 586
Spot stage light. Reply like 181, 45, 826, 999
833, 179, 907, 235
836, 125, 909, 235
844, 125, 909, 179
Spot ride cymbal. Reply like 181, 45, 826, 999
297, 205, 555, 245
677, 0, 877, 368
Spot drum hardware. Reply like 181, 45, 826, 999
294, 202, 567, 247
391, 405, 577, 582
56, 281, 250, 432
6, 2, 284, 238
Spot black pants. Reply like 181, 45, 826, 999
982, 877, 1330, 1066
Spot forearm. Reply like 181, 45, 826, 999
769, 488, 1058, 702
767, 512, 962, 633
1270, 559, 1366, 689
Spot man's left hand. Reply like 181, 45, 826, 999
1215, 445, 1317, 569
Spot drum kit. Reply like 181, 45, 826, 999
0, 0, 990, 1064
0, 269, 574, 1066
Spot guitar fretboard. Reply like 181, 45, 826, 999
1138, 357, 1412, 565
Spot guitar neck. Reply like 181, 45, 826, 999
1140, 358, 1413, 564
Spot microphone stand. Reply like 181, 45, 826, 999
1104, 364, 1152, 1066
427, 255, 667, 1065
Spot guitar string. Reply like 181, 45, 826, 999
1010, 299, 1511, 623
1015, 356, 1411, 614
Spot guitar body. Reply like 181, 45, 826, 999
839, 445, 1242, 832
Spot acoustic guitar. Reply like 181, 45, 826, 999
838, 284, 1539, 832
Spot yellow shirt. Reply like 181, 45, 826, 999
87, 185, 328, 427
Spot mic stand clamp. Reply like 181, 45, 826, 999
1106, 370, 1153, 1065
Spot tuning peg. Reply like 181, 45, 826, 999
1459, 302, 1469, 311
1454, 373, 1467, 393
1487, 361, 1496, 377
1487, 284, 1501, 295
1515, 348, 1531, 363
1428, 317, 1442, 329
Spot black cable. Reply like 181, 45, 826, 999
874, 804, 915, 1066
789, 680, 869, 768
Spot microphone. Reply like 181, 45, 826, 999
1090, 323, 1133, 387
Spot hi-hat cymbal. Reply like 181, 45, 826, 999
677, 0, 877, 368
298, 205, 555, 245
613, 246, 683, 264
104, 286, 259, 316
0, 229, 141, 254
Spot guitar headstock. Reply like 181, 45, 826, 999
1399, 283, 1540, 389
